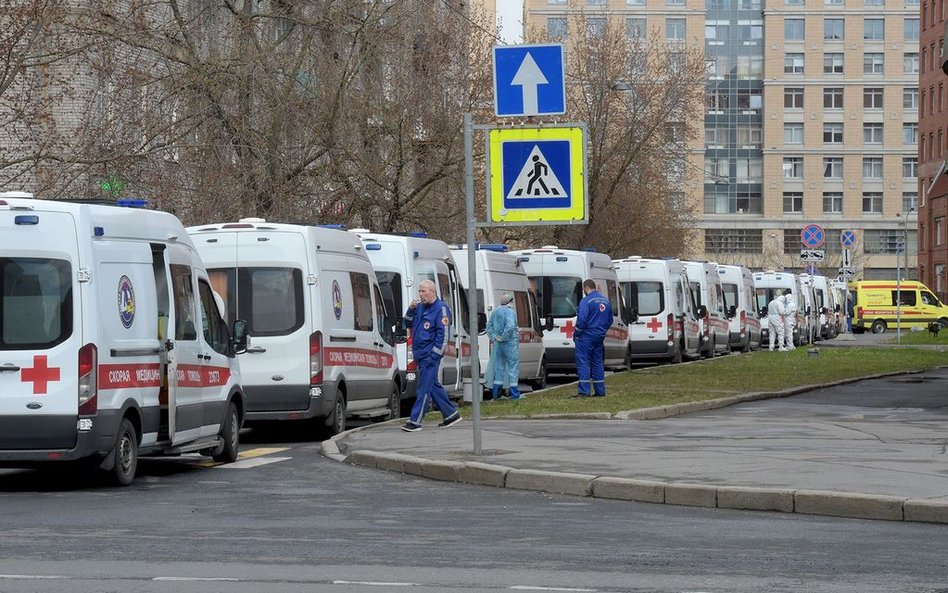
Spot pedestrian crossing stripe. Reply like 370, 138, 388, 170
506, 145, 567, 199
488, 126, 587, 225
191, 447, 290, 468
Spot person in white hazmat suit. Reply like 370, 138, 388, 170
767, 294, 788, 351
782, 289, 798, 350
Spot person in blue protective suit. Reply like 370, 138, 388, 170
572, 279, 613, 398
485, 292, 522, 401
401, 279, 462, 432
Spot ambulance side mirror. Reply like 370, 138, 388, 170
477, 312, 487, 334
627, 307, 638, 324
835, 304, 841, 312
759, 306, 768, 317
231, 319, 249, 354
544, 315, 555, 332
393, 317, 408, 344
727, 305, 737, 319
697, 304, 708, 318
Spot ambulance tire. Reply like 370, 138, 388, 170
384, 382, 401, 421
670, 342, 683, 364
325, 390, 347, 436
624, 347, 633, 370
109, 418, 138, 487
871, 319, 887, 334
212, 401, 240, 463
939, 318, 948, 330
528, 360, 547, 391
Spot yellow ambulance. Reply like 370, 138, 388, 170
850, 280, 948, 334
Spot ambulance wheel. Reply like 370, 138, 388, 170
528, 361, 547, 391
624, 347, 633, 370
670, 342, 683, 364
326, 392, 347, 436
109, 418, 138, 487
871, 319, 887, 334
212, 401, 240, 463
385, 383, 401, 421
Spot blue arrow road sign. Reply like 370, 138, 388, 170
840, 229, 856, 247
801, 224, 825, 248
493, 44, 566, 117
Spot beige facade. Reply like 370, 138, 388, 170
523, 0, 919, 279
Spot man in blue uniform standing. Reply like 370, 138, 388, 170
401, 279, 462, 432
572, 279, 612, 398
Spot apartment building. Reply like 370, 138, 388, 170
522, 0, 919, 280
917, 0, 947, 300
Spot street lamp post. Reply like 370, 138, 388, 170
896, 208, 914, 345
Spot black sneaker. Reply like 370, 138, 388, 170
400, 422, 422, 432
438, 412, 462, 428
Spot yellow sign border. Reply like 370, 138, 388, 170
488, 126, 586, 224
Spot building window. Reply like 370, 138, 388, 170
824, 87, 844, 108
784, 122, 804, 144
705, 156, 729, 181
904, 53, 919, 74
903, 157, 918, 178
903, 122, 918, 144
863, 123, 884, 144
903, 87, 919, 109
784, 231, 803, 254
588, 0, 607, 4
783, 157, 804, 178
865, 0, 885, 5
824, 53, 845, 73
824, 122, 844, 143
785, 87, 804, 108
667, 0, 685, 5
736, 88, 762, 111
548, 17, 568, 40
705, 229, 764, 253
586, 18, 607, 37
736, 157, 762, 183
705, 126, 726, 147
862, 192, 883, 213
736, 123, 762, 147
863, 87, 884, 108
903, 192, 918, 212
786, 0, 804, 4
783, 192, 804, 213
936, 217, 944, 246
905, 18, 920, 40
824, 157, 844, 178
864, 18, 885, 40
862, 157, 883, 178
825, 18, 845, 40
549, 0, 568, 3
666, 18, 685, 40
627, 17, 646, 40
627, 0, 646, 5
785, 18, 805, 40
864, 52, 885, 73
736, 55, 763, 79
823, 192, 844, 213
865, 229, 915, 254
825, 0, 844, 4
785, 53, 805, 73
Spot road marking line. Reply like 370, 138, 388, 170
333, 581, 419, 586
0, 575, 67, 580
194, 447, 291, 468
153, 577, 240, 581
214, 456, 292, 469
510, 587, 596, 592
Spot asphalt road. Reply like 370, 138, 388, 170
1, 421, 947, 593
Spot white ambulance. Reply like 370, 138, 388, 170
188, 220, 401, 436
510, 247, 632, 374
0, 194, 247, 486
451, 245, 548, 391
682, 261, 731, 357
800, 273, 838, 340
716, 264, 762, 352
349, 230, 474, 405
612, 256, 701, 364
753, 270, 808, 346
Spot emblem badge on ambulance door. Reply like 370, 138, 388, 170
118, 275, 136, 329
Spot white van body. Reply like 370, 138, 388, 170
716, 264, 762, 352
613, 257, 700, 363
451, 246, 547, 390
188, 221, 400, 435
510, 247, 631, 373
796, 274, 821, 343
0, 195, 246, 485
752, 271, 808, 346
350, 230, 472, 403
830, 280, 848, 334
802, 274, 838, 340
682, 261, 730, 357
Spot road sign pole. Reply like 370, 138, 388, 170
464, 112, 482, 455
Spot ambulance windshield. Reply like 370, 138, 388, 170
531, 276, 582, 318
0, 257, 73, 349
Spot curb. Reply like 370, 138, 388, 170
333, 449, 948, 525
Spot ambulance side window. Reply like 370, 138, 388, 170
0, 258, 72, 349
197, 280, 228, 355
350, 272, 373, 332
374, 283, 394, 345
171, 265, 197, 341
606, 280, 619, 316
890, 290, 916, 306
513, 291, 530, 328
375, 272, 402, 318
921, 291, 939, 306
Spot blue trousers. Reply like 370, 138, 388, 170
409, 358, 457, 424
575, 337, 605, 396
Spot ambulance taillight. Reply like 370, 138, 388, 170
666, 313, 674, 339
740, 309, 747, 332
78, 344, 98, 415
310, 331, 323, 385
406, 332, 416, 372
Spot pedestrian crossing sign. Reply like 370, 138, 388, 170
487, 126, 586, 225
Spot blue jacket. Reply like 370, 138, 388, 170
574, 290, 612, 342
406, 297, 452, 364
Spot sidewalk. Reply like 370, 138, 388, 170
323, 366, 948, 524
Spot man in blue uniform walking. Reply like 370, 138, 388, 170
401, 279, 462, 432
572, 279, 612, 398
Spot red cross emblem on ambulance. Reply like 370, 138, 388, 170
21, 355, 61, 395
646, 317, 662, 333
559, 320, 576, 339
